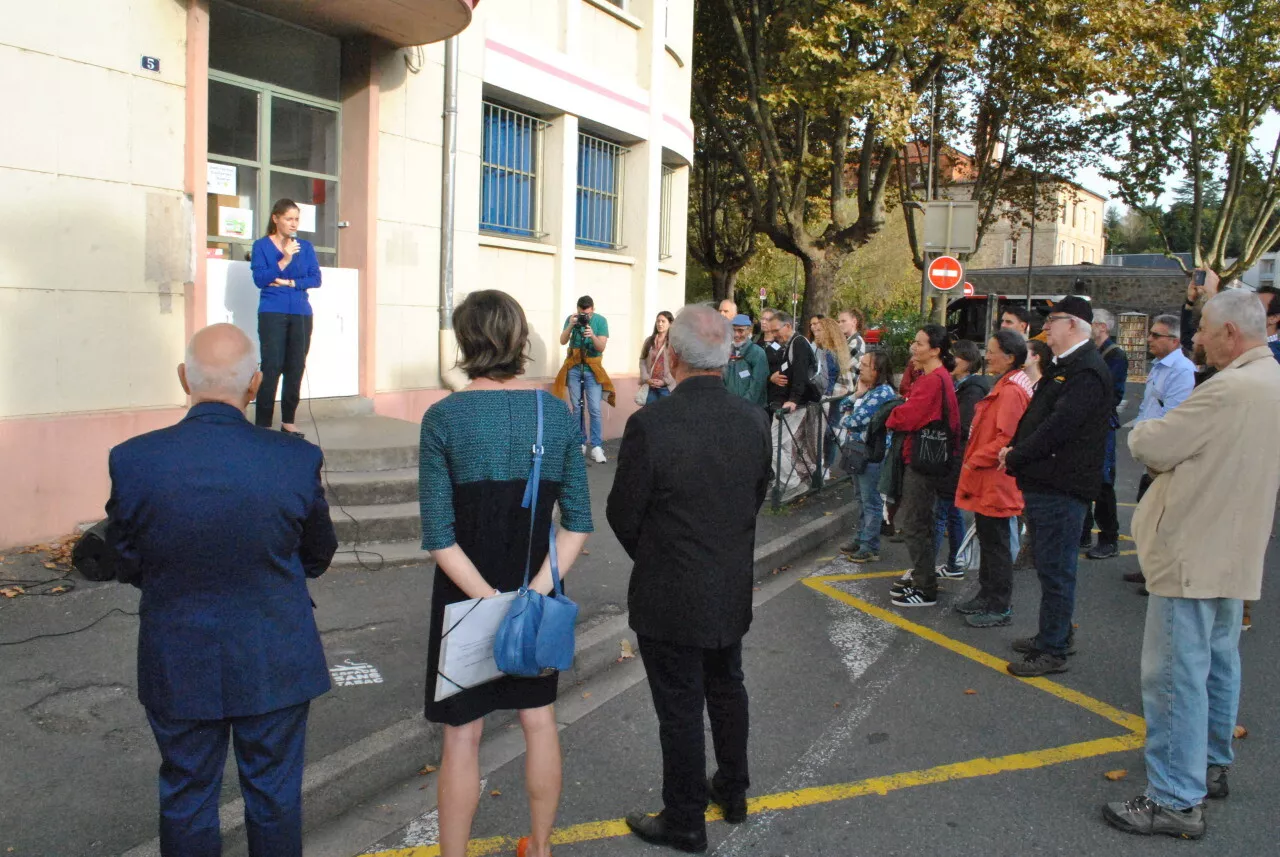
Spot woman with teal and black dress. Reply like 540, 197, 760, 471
418, 289, 592, 857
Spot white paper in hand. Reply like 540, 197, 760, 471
435, 592, 517, 701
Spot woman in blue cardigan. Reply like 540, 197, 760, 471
250, 198, 322, 437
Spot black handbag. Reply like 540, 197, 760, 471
839, 436, 870, 475
909, 376, 954, 477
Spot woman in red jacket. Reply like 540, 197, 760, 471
885, 324, 960, 608
954, 329, 1035, 627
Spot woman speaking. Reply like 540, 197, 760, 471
250, 198, 322, 438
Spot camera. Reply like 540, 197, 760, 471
1193, 269, 1207, 287
575, 313, 591, 328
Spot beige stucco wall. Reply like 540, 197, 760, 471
0, 0, 190, 419
962, 184, 1107, 272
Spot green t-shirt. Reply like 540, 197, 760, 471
563, 313, 609, 358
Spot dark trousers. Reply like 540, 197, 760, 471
1081, 430, 1119, 545
900, 466, 945, 596
1136, 472, 1154, 503
637, 635, 750, 832
974, 513, 1014, 612
255, 312, 313, 427
146, 701, 310, 857
1023, 491, 1088, 657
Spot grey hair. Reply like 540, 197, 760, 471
1093, 308, 1116, 334
773, 311, 794, 328
1071, 316, 1093, 337
1203, 289, 1267, 341
1151, 313, 1180, 339
184, 329, 259, 398
670, 305, 732, 370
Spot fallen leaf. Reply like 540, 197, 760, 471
1, 587, 24, 599
582, 691, 592, 699
43, 562, 58, 570
752, 586, 762, 592
824, 512, 833, 516
581, 550, 591, 556
1104, 769, 1127, 781
1072, 623, 1079, 629
963, 689, 977, 695
1234, 724, 1248, 739
417, 764, 437, 775
48, 586, 70, 595
490, 789, 502, 797
618, 639, 636, 660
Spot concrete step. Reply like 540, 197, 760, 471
323, 468, 417, 506
330, 501, 420, 544
248, 396, 375, 423
330, 540, 427, 570
296, 415, 420, 472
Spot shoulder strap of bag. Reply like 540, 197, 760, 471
519, 391, 563, 596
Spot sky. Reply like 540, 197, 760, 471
1074, 112, 1280, 212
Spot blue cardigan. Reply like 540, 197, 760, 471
250, 235, 322, 316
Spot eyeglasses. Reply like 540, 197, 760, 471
1044, 314, 1074, 326
1147, 331, 1178, 339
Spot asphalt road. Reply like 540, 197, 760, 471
313, 429, 1280, 857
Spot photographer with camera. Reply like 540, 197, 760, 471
553, 295, 615, 463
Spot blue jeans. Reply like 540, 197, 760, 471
567, 364, 604, 448
1142, 595, 1243, 810
934, 497, 964, 570
646, 386, 671, 405
855, 461, 884, 551
1022, 491, 1088, 656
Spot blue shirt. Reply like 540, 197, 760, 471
250, 235, 323, 316
839, 383, 896, 443
1136, 347, 1195, 423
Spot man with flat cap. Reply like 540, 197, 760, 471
723, 313, 769, 408
998, 296, 1113, 677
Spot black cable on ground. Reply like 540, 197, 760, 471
0, 607, 138, 646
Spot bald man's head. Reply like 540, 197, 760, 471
179, 324, 261, 407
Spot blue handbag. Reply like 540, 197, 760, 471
493, 390, 580, 677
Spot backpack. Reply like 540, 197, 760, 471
789, 336, 825, 401
863, 397, 903, 464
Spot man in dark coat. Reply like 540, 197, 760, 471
607, 305, 773, 853
107, 324, 337, 857
1081, 308, 1129, 559
999, 296, 1113, 677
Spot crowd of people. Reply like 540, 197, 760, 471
101, 273, 1279, 856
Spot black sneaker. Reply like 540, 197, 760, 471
936, 562, 965, 580
890, 586, 937, 608
1007, 649, 1068, 677
1087, 542, 1119, 560
1079, 534, 1094, 549
888, 571, 913, 595
1122, 570, 1146, 584
955, 596, 988, 615
1101, 795, 1205, 839
1206, 765, 1229, 799
1011, 634, 1076, 657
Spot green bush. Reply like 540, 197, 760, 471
867, 307, 927, 379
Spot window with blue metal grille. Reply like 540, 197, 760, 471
481, 102, 546, 238
577, 133, 627, 250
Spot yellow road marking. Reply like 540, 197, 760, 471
362, 569, 1144, 857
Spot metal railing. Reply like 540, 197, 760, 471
576, 132, 628, 250
770, 395, 854, 511
481, 101, 547, 238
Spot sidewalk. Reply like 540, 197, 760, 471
0, 439, 855, 857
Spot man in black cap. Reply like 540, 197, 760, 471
997, 296, 1113, 677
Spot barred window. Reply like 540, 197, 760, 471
659, 165, 675, 260
577, 133, 628, 250
481, 102, 547, 238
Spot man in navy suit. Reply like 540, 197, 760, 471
107, 323, 337, 857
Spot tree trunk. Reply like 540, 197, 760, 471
799, 251, 844, 324
709, 267, 741, 303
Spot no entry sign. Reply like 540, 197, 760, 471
928, 256, 963, 291
963, 281, 975, 297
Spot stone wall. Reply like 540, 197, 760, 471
965, 264, 1187, 318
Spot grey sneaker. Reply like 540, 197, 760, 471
965, 609, 1012, 628
839, 540, 860, 554
1007, 649, 1068, 677
1206, 764, 1229, 799
1102, 795, 1205, 839
1012, 633, 1076, 657
955, 596, 988, 615
850, 549, 880, 563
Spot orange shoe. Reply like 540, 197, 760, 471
516, 836, 549, 857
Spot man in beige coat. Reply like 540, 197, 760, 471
1103, 290, 1280, 839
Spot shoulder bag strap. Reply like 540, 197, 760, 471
519, 391, 563, 596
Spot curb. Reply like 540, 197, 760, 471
123, 503, 855, 857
